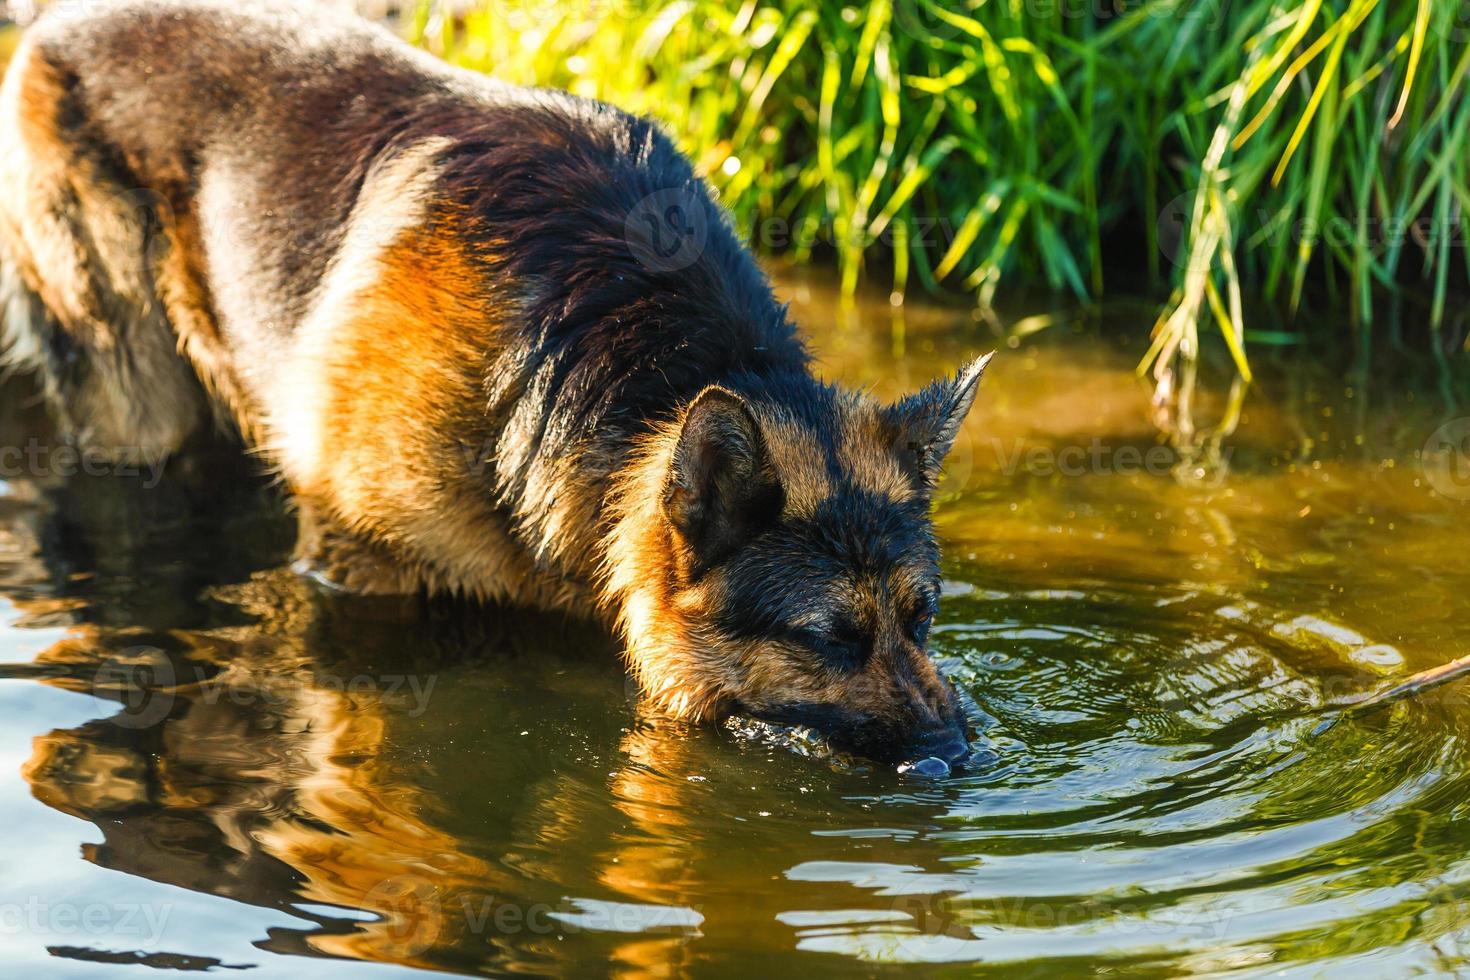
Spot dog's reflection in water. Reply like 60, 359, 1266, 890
14, 569, 710, 977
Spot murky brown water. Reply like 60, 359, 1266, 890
1, 270, 1468, 977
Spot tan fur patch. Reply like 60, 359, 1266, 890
281, 205, 578, 607
600, 425, 733, 720
838, 401, 917, 502
0, 38, 100, 342
758, 413, 833, 517
267, 139, 455, 491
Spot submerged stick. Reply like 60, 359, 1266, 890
1340, 653, 1470, 719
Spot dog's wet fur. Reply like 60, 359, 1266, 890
0, 0, 988, 767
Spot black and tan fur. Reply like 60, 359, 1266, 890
0, 0, 989, 764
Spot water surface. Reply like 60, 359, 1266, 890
1, 274, 1468, 977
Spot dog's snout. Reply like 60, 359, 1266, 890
901, 654, 970, 761
895, 726, 971, 776
899, 731, 970, 775
917, 731, 971, 766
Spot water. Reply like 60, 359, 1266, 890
1, 273, 1468, 977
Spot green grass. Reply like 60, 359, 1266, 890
414, 0, 1469, 438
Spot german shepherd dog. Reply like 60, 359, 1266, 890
0, 0, 988, 767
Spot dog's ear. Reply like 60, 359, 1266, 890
882, 353, 992, 491
663, 387, 783, 570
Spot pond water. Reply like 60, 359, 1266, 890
0, 272, 1468, 978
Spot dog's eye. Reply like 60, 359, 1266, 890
906, 602, 937, 643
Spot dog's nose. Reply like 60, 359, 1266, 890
928, 733, 971, 764
898, 731, 971, 776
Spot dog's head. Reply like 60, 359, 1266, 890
607, 355, 990, 769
